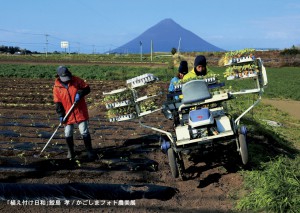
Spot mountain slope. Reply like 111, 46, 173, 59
110, 18, 224, 53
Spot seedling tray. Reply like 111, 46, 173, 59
109, 113, 137, 122
126, 73, 158, 88
105, 100, 133, 109
225, 56, 254, 66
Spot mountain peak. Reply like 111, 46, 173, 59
110, 19, 224, 53
158, 18, 176, 24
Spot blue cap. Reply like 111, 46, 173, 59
57, 66, 72, 82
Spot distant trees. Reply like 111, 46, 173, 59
0, 45, 32, 54
280, 45, 300, 55
171, 47, 177, 55
0, 45, 19, 54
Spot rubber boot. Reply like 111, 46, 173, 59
83, 134, 96, 160
66, 136, 76, 159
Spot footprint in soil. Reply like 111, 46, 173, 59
197, 173, 222, 188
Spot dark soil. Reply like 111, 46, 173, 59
0, 77, 288, 212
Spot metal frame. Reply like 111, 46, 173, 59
139, 58, 268, 149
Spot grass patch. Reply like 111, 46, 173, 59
236, 156, 300, 213
224, 88, 300, 212
263, 67, 300, 101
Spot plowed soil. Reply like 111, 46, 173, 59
0, 77, 289, 213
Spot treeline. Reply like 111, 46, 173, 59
0, 45, 33, 54
280, 45, 300, 55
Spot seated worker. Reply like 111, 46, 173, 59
165, 61, 188, 124
168, 60, 188, 93
183, 55, 208, 81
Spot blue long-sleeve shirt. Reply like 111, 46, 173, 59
168, 76, 181, 100
168, 76, 180, 92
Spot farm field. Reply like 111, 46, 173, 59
0, 75, 298, 212
0, 77, 245, 212
0, 51, 299, 212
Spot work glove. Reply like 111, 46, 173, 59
59, 117, 64, 123
75, 93, 80, 103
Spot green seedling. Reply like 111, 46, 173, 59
75, 160, 81, 167
17, 152, 27, 165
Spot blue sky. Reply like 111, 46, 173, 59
1, 0, 300, 53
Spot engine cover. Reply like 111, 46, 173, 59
189, 108, 214, 128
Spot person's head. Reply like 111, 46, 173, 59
194, 55, 207, 76
178, 60, 188, 79
57, 66, 72, 82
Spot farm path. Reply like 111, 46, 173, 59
262, 98, 300, 120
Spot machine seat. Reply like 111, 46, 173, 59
182, 80, 211, 104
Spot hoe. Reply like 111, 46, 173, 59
33, 102, 77, 158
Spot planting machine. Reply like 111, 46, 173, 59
103, 56, 268, 179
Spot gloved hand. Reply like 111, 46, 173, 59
59, 117, 64, 123
75, 93, 80, 103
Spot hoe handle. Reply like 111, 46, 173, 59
39, 103, 77, 155
62, 102, 77, 123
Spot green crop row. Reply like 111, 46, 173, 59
0, 53, 172, 63
0, 63, 174, 81
1, 64, 300, 101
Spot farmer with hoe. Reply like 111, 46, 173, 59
53, 66, 96, 160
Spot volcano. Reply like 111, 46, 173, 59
110, 18, 224, 53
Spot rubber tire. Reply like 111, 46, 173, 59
239, 134, 248, 165
168, 148, 179, 178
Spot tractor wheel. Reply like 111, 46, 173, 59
168, 148, 179, 178
239, 133, 248, 165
